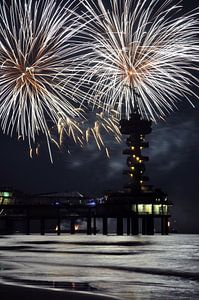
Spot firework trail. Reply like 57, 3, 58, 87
84, 109, 121, 157
81, 0, 199, 121
0, 0, 86, 161
50, 108, 121, 158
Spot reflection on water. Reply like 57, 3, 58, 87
1, 276, 96, 291
0, 234, 199, 300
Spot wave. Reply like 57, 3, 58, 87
90, 265, 199, 281
9, 249, 142, 255
22, 240, 152, 247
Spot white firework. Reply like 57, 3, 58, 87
80, 0, 199, 120
0, 0, 85, 160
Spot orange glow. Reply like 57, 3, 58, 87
75, 224, 80, 231
128, 70, 134, 76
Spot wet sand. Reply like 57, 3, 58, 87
0, 283, 120, 300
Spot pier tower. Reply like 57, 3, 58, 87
120, 112, 152, 193
105, 109, 172, 235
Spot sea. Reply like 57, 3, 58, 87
0, 234, 199, 299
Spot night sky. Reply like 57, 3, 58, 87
0, 0, 198, 233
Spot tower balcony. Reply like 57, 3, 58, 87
120, 116, 152, 135
123, 150, 149, 161
123, 170, 149, 181
126, 139, 149, 148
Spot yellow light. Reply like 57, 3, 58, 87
131, 146, 135, 150
131, 166, 135, 170
130, 174, 133, 177
139, 160, 142, 163
140, 146, 143, 150
133, 154, 136, 158
138, 204, 144, 213
136, 157, 139, 161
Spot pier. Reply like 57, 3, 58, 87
0, 190, 171, 235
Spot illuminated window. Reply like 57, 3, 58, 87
163, 205, 168, 215
138, 204, 144, 213
132, 204, 137, 212
3, 192, 10, 197
138, 204, 152, 214
145, 204, 152, 214
153, 204, 162, 215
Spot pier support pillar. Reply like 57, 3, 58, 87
93, 216, 97, 235
40, 218, 45, 235
127, 217, 131, 235
146, 216, 154, 235
142, 217, 147, 235
117, 217, 123, 235
161, 216, 169, 235
57, 209, 61, 236
26, 208, 30, 235
131, 216, 139, 235
87, 216, 92, 235
102, 217, 108, 235
70, 217, 76, 234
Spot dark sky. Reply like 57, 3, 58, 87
0, 0, 198, 233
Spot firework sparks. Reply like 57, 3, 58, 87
84, 109, 121, 156
50, 108, 121, 157
0, 0, 85, 161
57, 109, 85, 147
81, 0, 199, 120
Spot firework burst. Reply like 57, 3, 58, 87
81, 0, 199, 120
0, 0, 86, 160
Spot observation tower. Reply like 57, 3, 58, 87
106, 104, 172, 235
121, 112, 152, 192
